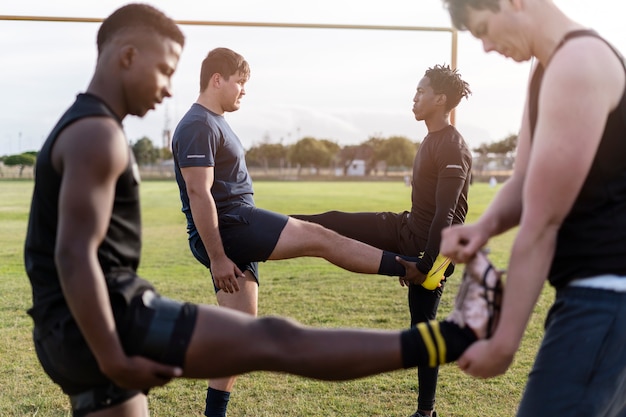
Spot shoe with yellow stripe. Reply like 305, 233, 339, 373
413, 249, 504, 367
421, 253, 452, 290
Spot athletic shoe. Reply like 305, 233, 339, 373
421, 253, 452, 290
445, 249, 504, 339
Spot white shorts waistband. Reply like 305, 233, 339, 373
569, 275, 626, 292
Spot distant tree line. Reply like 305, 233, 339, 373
471, 133, 518, 176
0, 133, 519, 178
0, 151, 37, 177
246, 135, 418, 176
473, 133, 518, 156
246, 132, 518, 177
131, 136, 172, 165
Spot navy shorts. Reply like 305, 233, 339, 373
33, 282, 198, 417
517, 285, 626, 416
190, 204, 289, 291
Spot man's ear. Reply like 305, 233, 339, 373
436, 93, 448, 108
119, 44, 136, 69
210, 72, 222, 88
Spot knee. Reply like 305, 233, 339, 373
242, 317, 324, 373
290, 218, 333, 243
256, 316, 301, 339
254, 316, 305, 353
300, 219, 336, 238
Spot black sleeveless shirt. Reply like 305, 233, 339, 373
528, 30, 626, 288
24, 93, 143, 326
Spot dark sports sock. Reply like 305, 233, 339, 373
205, 387, 230, 417
400, 321, 477, 368
378, 251, 420, 277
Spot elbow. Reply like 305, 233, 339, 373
54, 242, 89, 280
186, 183, 210, 201
517, 217, 561, 249
54, 244, 74, 278
520, 208, 564, 235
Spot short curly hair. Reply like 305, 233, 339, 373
424, 64, 471, 111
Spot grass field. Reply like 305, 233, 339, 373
0, 179, 553, 417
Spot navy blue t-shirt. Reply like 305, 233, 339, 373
172, 103, 254, 236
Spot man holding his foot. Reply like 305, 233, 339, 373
440, 1, 626, 416
294, 64, 473, 417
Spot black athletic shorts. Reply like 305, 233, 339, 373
33, 275, 198, 417
190, 203, 289, 291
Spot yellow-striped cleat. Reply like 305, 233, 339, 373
421, 253, 452, 290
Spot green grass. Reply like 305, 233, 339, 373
0, 179, 553, 417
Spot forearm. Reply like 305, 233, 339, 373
188, 192, 226, 262
420, 211, 450, 273
476, 174, 524, 238
424, 186, 460, 255
184, 168, 243, 291
491, 223, 557, 353
420, 177, 466, 269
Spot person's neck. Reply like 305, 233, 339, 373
530, 3, 586, 65
196, 95, 224, 116
425, 117, 450, 133
86, 74, 126, 120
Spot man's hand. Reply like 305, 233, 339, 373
395, 257, 427, 286
457, 339, 515, 378
441, 224, 489, 264
211, 257, 245, 293
102, 355, 183, 390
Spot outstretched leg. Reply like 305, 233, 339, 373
185, 306, 405, 379
182, 250, 503, 379
270, 217, 418, 278
183, 305, 478, 381
70, 252, 502, 417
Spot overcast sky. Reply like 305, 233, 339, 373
1, 1, 624, 156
